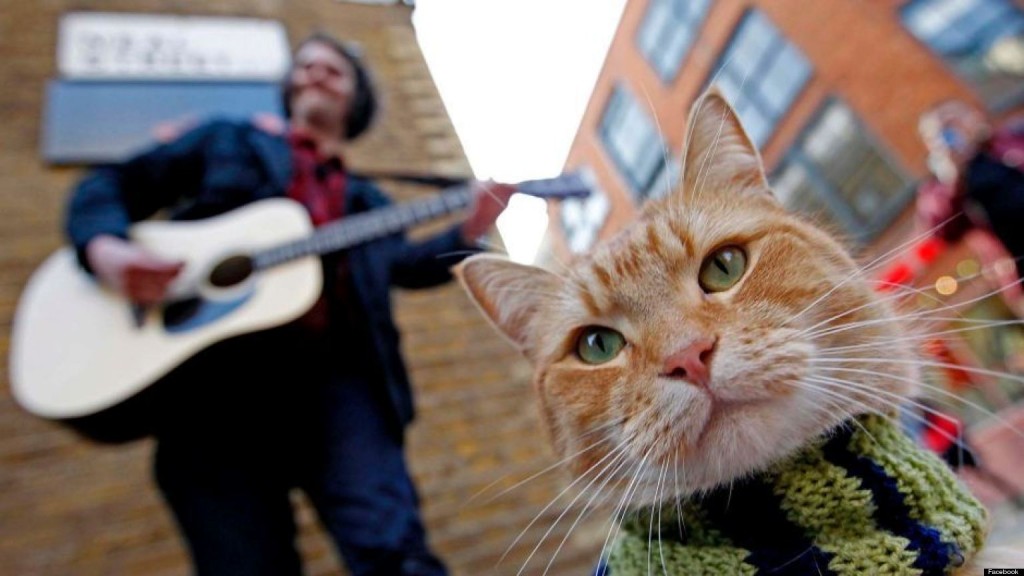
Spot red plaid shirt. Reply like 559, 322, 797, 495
287, 132, 350, 332
287, 132, 347, 225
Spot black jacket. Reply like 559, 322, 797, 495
66, 118, 478, 431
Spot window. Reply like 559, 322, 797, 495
599, 84, 667, 202
560, 171, 611, 253
902, 0, 1024, 110
645, 157, 682, 200
772, 100, 912, 244
637, 0, 712, 82
710, 10, 812, 147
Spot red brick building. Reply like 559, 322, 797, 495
555, 0, 1024, 512
562, 0, 1023, 246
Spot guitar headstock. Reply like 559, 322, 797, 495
515, 169, 595, 200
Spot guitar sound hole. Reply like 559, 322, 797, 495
209, 255, 254, 288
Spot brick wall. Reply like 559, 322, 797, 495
561, 0, 994, 254
0, 2, 605, 574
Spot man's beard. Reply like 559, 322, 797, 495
293, 95, 346, 136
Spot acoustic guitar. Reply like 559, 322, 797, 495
10, 172, 592, 441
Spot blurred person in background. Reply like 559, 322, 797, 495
916, 99, 1024, 315
915, 397, 1024, 509
65, 31, 512, 576
922, 337, 1013, 410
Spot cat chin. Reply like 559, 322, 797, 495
564, 394, 834, 507
623, 436, 821, 507
690, 408, 822, 486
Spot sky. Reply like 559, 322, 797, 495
413, 0, 628, 262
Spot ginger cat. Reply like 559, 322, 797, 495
457, 90, 1023, 575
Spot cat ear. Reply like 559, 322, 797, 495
455, 254, 560, 358
680, 88, 771, 197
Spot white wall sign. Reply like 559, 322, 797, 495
58, 12, 291, 81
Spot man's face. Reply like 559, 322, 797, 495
289, 41, 357, 133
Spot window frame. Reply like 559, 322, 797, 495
598, 83, 668, 203
771, 97, 915, 245
704, 9, 813, 148
900, 0, 1024, 111
635, 0, 712, 83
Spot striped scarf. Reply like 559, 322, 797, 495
607, 414, 987, 575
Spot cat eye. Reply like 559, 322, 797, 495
576, 327, 626, 365
698, 246, 747, 293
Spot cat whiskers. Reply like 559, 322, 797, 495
785, 215, 969, 328
502, 432, 628, 569
799, 271, 991, 345
813, 355, 1024, 388
660, 462, 672, 576
638, 83, 675, 202
673, 449, 687, 542
788, 378, 885, 445
808, 362, 1024, 443
794, 270, 1024, 379
647, 460, 671, 576
468, 418, 622, 506
799, 375, 992, 467
596, 443, 658, 576
802, 274, 1024, 343
803, 374, 973, 450
792, 276, 954, 341
509, 434, 634, 574
540, 441, 636, 576
815, 318, 1024, 356
540, 445, 640, 576
495, 414, 681, 574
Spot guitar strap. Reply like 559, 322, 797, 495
348, 170, 470, 190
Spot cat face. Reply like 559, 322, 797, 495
457, 90, 917, 504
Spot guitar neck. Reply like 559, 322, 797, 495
252, 186, 474, 270
250, 170, 593, 270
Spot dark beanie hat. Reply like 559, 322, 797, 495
282, 32, 378, 140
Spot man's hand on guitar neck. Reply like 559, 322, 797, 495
460, 180, 516, 244
86, 235, 185, 306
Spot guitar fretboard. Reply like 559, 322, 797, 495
248, 170, 592, 270
251, 186, 475, 270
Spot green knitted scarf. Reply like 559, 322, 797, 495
607, 415, 987, 576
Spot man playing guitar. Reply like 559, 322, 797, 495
66, 32, 513, 576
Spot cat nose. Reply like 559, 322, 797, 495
661, 337, 716, 387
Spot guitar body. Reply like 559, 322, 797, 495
10, 198, 322, 439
